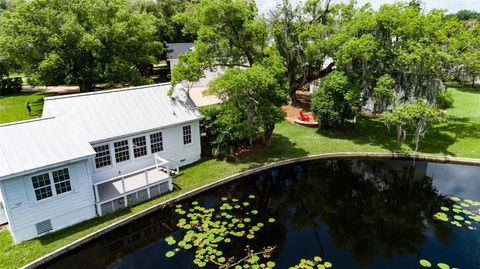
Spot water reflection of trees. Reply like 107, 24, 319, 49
253, 159, 454, 265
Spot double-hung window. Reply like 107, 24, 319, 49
183, 125, 192, 145
133, 136, 147, 158
150, 132, 164, 153
114, 140, 130, 163
94, 144, 111, 169
31, 168, 72, 201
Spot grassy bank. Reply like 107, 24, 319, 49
0, 92, 55, 124
0, 86, 478, 268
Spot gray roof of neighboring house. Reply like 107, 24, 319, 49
42, 83, 202, 144
0, 117, 95, 180
166, 43, 194, 59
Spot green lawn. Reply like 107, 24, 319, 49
0, 92, 55, 124
0, 86, 479, 268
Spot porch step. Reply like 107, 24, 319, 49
157, 167, 181, 177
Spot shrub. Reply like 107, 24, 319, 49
311, 71, 361, 127
437, 91, 454, 110
200, 106, 250, 158
0, 77, 23, 96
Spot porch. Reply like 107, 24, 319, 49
94, 155, 179, 216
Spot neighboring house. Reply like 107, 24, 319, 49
309, 57, 335, 94
166, 43, 222, 107
0, 83, 203, 243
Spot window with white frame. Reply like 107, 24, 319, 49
31, 168, 72, 201
52, 168, 72, 195
93, 144, 111, 168
150, 132, 163, 153
32, 173, 53, 201
114, 140, 130, 163
183, 125, 192, 145
133, 136, 147, 158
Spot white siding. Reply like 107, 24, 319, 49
3, 160, 96, 243
0, 189, 6, 224
92, 121, 201, 182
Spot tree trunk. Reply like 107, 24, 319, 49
288, 61, 336, 106
78, 80, 95, 92
289, 88, 300, 106
137, 62, 152, 77
263, 124, 275, 146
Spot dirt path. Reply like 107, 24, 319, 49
22, 85, 80, 95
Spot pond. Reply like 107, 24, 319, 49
42, 159, 480, 269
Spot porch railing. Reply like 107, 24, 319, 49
93, 165, 174, 216
155, 154, 180, 175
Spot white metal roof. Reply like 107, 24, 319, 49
0, 118, 95, 180
42, 83, 202, 144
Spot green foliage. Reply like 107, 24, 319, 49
269, 0, 337, 103
170, 49, 204, 96
0, 0, 163, 92
134, 0, 195, 43
0, 58, 8, 79
448, 10, 480, 21
0, 77, 22, 96
380, 100, 445, 151
208, 62, 287, 147
0, 0, 7, 12
334, 3, 458, 105
436, 91, 455, 110
372, 74, 396, 113
175, 0, 266, 67
453, 21, 480, 87
311, 71, 361, 127
200, 105, 251, 157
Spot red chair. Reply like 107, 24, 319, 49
299, 111, 310, 121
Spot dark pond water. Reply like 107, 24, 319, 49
43, 159, 480, 269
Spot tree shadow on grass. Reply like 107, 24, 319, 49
317, 115, 480, 157
317, 117, 405, 152
447, 83, 480, 94
418, 116, 480, 156
231, 133, 310, 170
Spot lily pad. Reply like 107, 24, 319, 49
437, 263, 450, 269
419, 259, 432, 267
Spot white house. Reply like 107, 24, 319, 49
0, 83, 203, 243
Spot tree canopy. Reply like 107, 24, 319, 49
448, 10, 480, 21
269, 0, 337, 104
175, 0, 266, 68
0, 0, 164, 92
311, 71, 361, 127
207, 59, 287, 147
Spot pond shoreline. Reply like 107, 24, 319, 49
22, 152, 480, 269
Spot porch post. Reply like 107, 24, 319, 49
94, 184, 100, 203
121, 177, 126, 193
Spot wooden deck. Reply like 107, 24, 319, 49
96, 168, 171, 202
